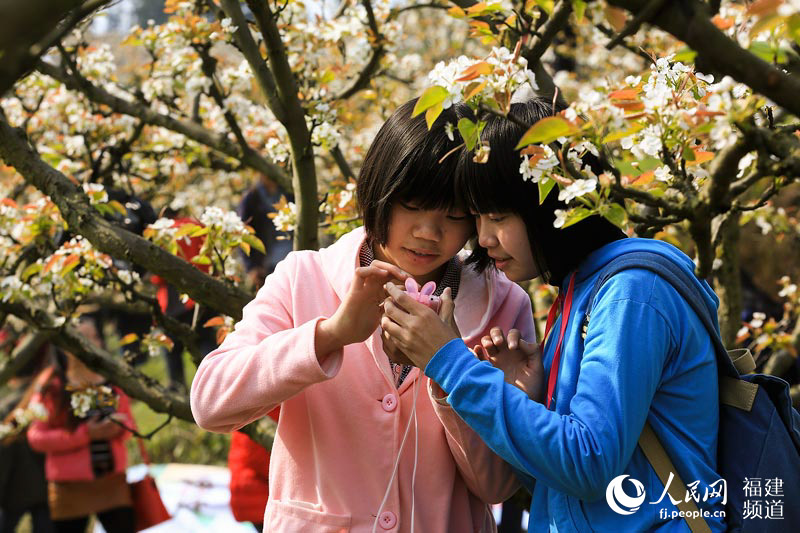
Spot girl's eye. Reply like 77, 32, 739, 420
399, 202, 419, 211
488, 215, 506, 223
447, 213, 468, 221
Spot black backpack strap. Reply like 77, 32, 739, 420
583, 251, 739, 379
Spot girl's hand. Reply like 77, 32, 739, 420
316, 261, 409, 359
474, 328, 544, 402
381, 284, 459, 369
381, 329, 415, 366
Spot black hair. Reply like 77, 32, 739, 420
357, 98, 468, 246
455, 98, 626, 286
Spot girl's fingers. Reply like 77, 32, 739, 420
481, 335, 498, 356
384, 283, 427, 314
490, 327, 506, 349
507, 329, 521, 350
439, 287, 454, 321
380, 316, 403, 339
474, 344, 487, 361
370, 260, 409, 281
519, 339, 539, 357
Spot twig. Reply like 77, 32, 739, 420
606, 0, 669, 50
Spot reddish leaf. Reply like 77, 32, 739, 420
455, 62, 492, 82
204, 316, 226, 328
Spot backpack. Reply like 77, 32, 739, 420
583, 251, 800, 532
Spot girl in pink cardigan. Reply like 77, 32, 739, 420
190, 99, 536, 532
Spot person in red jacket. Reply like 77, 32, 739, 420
27, 317, 135, 533
228, 407, 279, 533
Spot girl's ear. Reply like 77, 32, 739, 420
420, 281, 436, 296
405, 277, 419, 294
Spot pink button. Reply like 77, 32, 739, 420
381, 393, 397, 412
379, 511, 397, 529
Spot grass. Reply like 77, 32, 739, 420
126, 349, 231, 467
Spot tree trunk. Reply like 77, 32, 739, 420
712, 212, 742, 346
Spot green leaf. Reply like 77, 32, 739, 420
637, 157, 663, 173
190, 226, 210, 237
175, 223, 201, 238
412, 86, 449, 118
425, 102, 444, 129
602, 122, 644, 144
615, 160, 640, 177
535, 0, 554, 15
458, 118, 486, 151
61, 257, 80, 276
21, 262, 42, 282
243, 234, 266, 254
572, 0, 587, 22
672, 47, 697, 63
682, 145, 696, 161
538, 178, 557, 205
515, 117, 577, 149
191, 255, 212, 265
561, 207, 592, 228
749, 41, 787, 63
601, 203, 627, 228
787, 14, 800, 46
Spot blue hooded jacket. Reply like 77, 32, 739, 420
426, 238, 726, 532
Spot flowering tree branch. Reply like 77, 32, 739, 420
0, 113, 252, 320
607, 0, 800, 117
526, 0, 573, 63
0, 0, 111, 95
0, 331, 54, 386
242, 0, 320, 251
0, 299, 193, 421
36, 59, 293, 192
332, 0, 386, 101
215, 0, 288, 124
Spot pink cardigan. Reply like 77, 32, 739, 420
191, 228, 536, 532
27, 382, 133, 482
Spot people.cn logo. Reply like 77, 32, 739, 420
606, 475, 646, 515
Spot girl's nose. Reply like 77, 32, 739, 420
412, 215, 443, 241
477, 218, 498, 249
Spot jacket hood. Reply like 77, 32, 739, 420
318, 226, 516, 340
573, 237, 720, 311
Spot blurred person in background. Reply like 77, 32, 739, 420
0, 333, 54, 533
228, 408, 279, 533
237, 175, 293, 289
27, 317, 136, 533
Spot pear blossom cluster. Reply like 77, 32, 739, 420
68, 384, 117, 418
0, 402, 48, 441
735, 273, 800, 360
427, 46, 538, 111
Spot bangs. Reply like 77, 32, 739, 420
456, 149, 525, 215
455, 113, 538, 216
394, 153, 464, 212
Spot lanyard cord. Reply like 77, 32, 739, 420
541, 272, 576, 410
372, 377, 421, 533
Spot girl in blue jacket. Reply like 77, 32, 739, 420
381, 98, 726, 532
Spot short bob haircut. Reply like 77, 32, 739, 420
455, 98, 626, 286
357, 98, 468, 246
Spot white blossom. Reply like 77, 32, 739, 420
779, 284, 797, 298
444, 122, 455, 141
519, 146, 559, 183
654, 165, 672, 182
558, 178, 597, 203
70, 392, 92, 418
750, 312, 767, 329
221, 18, 238, 33
553, 209, 568, 228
